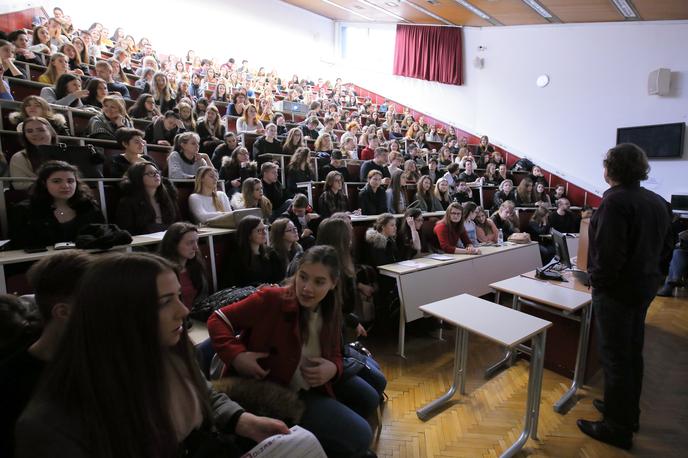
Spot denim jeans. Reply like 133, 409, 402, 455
334, 356, 387, 419
665, 248, 688, 284
299, 389, 372, 458
592, 289, 655, 431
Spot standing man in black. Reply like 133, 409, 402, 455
577, 143, 673, 449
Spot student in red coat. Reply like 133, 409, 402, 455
208, 246, 373, 458
433, 202, 482, 255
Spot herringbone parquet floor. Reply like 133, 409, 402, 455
367, 294, 688, 457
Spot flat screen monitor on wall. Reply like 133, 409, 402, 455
616, 122, 685, 158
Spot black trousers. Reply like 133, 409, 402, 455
592, 289, 655, 431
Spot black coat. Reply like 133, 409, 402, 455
358, 185, 387, 215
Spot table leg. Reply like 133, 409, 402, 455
500, 329, 546, 458
417, 327, 465, 420
208, 235, 218, 291
397, 298, 406, 359
279, 157, 286, 185
485, 294, 518, 378
0, 264, 6, 294
554, 303, 591, 413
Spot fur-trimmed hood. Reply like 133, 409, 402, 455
365, 227, 390, 249
230, 192, 245, 210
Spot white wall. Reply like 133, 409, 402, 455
34, 0, 335, 78
338, 21, 688, 200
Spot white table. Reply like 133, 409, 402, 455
417, 294, 552, 458
378, 242, 542, 357
486, 275, 592, 413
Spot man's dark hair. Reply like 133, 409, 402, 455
604, 143, 650, 185
115, 127, 145, 148
7, 30, 27, 42
27, 251, 92, 322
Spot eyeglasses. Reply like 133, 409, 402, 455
144, 171, 160, 177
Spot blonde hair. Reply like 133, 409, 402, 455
194, 166, 225, 212
41, 52, 68, 84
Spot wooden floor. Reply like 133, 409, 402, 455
367, 293, 688, 457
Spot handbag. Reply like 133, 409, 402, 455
190, 286, 257, 322
341, 342, 371, 381
75, 223, 133, 250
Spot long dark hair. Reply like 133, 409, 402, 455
289, 246, 342, 351
34, 253, 212, 458
316, 217, 354, 277
128, 93, 157, 119
53, 74, 82, 107
122, 161, 179, 224
30, 161, 96, 212
397, 207, 422, 250
83, 77, 106, 107
443, 202, 465, 236
159, 222, 208, 295
389, 169, 405, 214
236, 215, 269, 268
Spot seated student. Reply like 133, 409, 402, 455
9, 117, 59, 191
548, 197, 581, 233
281, 194, 320, 250
339, 136, 358, 160
282, 127, 305, 157
251, 123, 282, 162
441, 163, 461, 193
434, 203, 481, 255
514, 177, 535, 206
227, 215, 285, 287
109, 128, 157, 178
16, 253, 293, 458
533, 181, 552, 207
159, 222, 208, 310
211, 132, 239, 169
477, 135, 494, 158
396, 208, 423, 260
359, 170, 387, 216
458, 159, 483, 185
491, 201, 519, 239
256, 163, 285, 212
452, 180, 474, 205
116, 161, 180, 235
482, 162, 500, 186
401, 159, 421, 184
0, 251, 92, 458
461, 201, 479, 246
127, 93, 161, 121
492, 179, 516, 211
8, 29, 45, 66
365, 213, 399, 266
209, 246, 372, 457
434, 178, 452, 210
178, 101, 197, 132
135, 67, 154, 94
437, 146, 453, 169
94, 60, 130, 98
230, 177, 273, 221
82, 77, 108, 109
219, 146, 257, 195
359, 136, 379, 161
318, 171, 350, 218
29, 25, 55, 57
300, 116, 321, 141
489, 150, 506, 168
87, 96, 133, 140
359, 147, 391, 183
196, 104, 225, 155
657, 230, 688, 297
168, 132, 212, 179
314, 133, 334, 158
9, 96, 69, 136
59, 42, 88, 75
188, 167, 232, 224
528, 165, 549, 188
385, 151, 402, 176
187, 72, 203, 101
551, 184, 567, 202
496, 163, 511, 185
37, 53, 69, 85
415, 176, 442, 213
475, 206, 499, 244
527, 205, 555, 262
11, 161, 105, 248
420, 158, 440, 183
286, 147, 315, 196
386, 169, 408, 214
194, 98, 209, 120
236, 104, 265, 135
145, 109, 186, 146
227, 90, 247, 117
273, 112, 288, 136
320, 150, 351, 182
39, 73, 86, 108
270, 217, 303, 272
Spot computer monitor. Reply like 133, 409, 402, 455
550, 228, 572, 269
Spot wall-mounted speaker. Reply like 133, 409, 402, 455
648, 68, 671, 96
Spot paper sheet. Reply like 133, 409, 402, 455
241, 425, 326, 458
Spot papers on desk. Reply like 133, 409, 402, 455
241, 425, 326, 458
427, 253, 453, 261
140, 231, 167, 240
0, 240, 10, 250
398, 260, 426, 268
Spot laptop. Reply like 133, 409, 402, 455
205, 208, 262, 229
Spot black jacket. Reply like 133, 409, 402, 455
317, 190, 349, 218
252, 136, 283, 162
548, 210, 580, 233
358, 185, 387, 215
115, 181, 179, 235
588, 183, 673, 302
286, 168, 314, 196
262, 180, 287, 216
359, 160, 390, 182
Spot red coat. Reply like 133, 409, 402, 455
207, 286, 343, 397
434, 219, 472, 254
360, 146, 375, 161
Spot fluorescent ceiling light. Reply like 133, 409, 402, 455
321, 0, 373, 21
357, 0, 407, 21
385, 1, 398, 6
522, 0, 552, 19
452, 0, 492, 21
611, 0, 638, 18
399, 0, 455, 25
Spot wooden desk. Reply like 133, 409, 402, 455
417, 294, 551, 458
378, 242, 541, 357
488, 275, 592, 413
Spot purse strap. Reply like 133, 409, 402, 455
213, 309, 233, 330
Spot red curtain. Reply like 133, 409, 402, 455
393, 25, 463, 86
